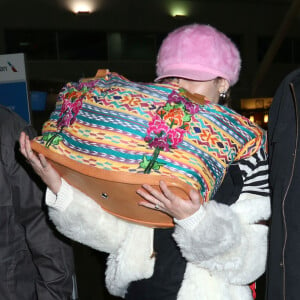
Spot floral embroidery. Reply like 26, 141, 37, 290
43, 81, 95, 147
140, 88, 200, 174
42, 132, 63, 147
58, 86, 86, 128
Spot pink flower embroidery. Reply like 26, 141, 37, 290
141, 88, 201, 173
146, 115, 169, 137
167, 128, 186, 148
184, 101, 200, 115
148, 136, 170, 152
57, 85, 88, 128
167, 90, 183, 104
57, 97, 83, 128
44, 81, 94, 147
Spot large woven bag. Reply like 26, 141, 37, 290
31, 69, 265, 228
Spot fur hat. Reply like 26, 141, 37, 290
155, 24, 241, 86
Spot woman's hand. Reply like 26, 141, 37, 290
137, 180, 203, 220
19, 132, 62, 194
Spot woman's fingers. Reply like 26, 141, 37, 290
140, 184, 168, 202
24, 135, 44, 169
19, 132, 38, 166
137, 180, 203, 220
25, 134, 34, 157
137, 185, 166, 210
158, 180, 177, 202
189, 188, 203, 205
39, 153, 49, 169
138, 199, 165, 211
19, 132, 62, 194
19, 131, 28, 158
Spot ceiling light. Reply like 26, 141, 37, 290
66, 0, 98, 14
169, 3, 189, 18
73, 3, 92, 14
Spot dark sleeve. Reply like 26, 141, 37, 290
0, 107, 76, 300
213, 164, 243, 206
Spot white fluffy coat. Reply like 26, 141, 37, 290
46, 179, 270, 299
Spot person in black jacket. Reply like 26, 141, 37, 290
0, 104, 77, 300
266, 68, 300, 300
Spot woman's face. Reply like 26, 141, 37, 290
178, 78, 229, 104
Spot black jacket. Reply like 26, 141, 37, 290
266, 69, 300, 300
0, 105, 76, 300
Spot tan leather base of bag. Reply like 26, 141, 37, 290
31, 140, 193, 228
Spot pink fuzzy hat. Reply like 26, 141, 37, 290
155, 24, 241, 86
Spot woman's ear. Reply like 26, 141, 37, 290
218, 78, 230, 94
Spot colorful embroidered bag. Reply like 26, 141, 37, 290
31, 70, 266, 227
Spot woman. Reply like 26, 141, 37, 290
20, 24, 270, 300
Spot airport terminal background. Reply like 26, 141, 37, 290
2, 0, 300, 299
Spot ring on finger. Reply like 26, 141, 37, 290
154, 204, 160, 210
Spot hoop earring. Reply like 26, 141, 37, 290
219, 91, 227, 104
219, 91, 226, 100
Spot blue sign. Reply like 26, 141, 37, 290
0, 53, 31, 123
0, 81, 30, 122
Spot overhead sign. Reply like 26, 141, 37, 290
0, 53, 31, 123
240, 97, 273, 110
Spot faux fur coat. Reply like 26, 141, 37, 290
46, 177, 270, 300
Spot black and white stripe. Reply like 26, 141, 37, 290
238, 148, 270, 197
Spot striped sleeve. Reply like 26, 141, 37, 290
237, 147, 270, 197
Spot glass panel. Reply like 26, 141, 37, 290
5, 29, 57, 60
57, 30, 107, 60
108, 32, 157, 60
